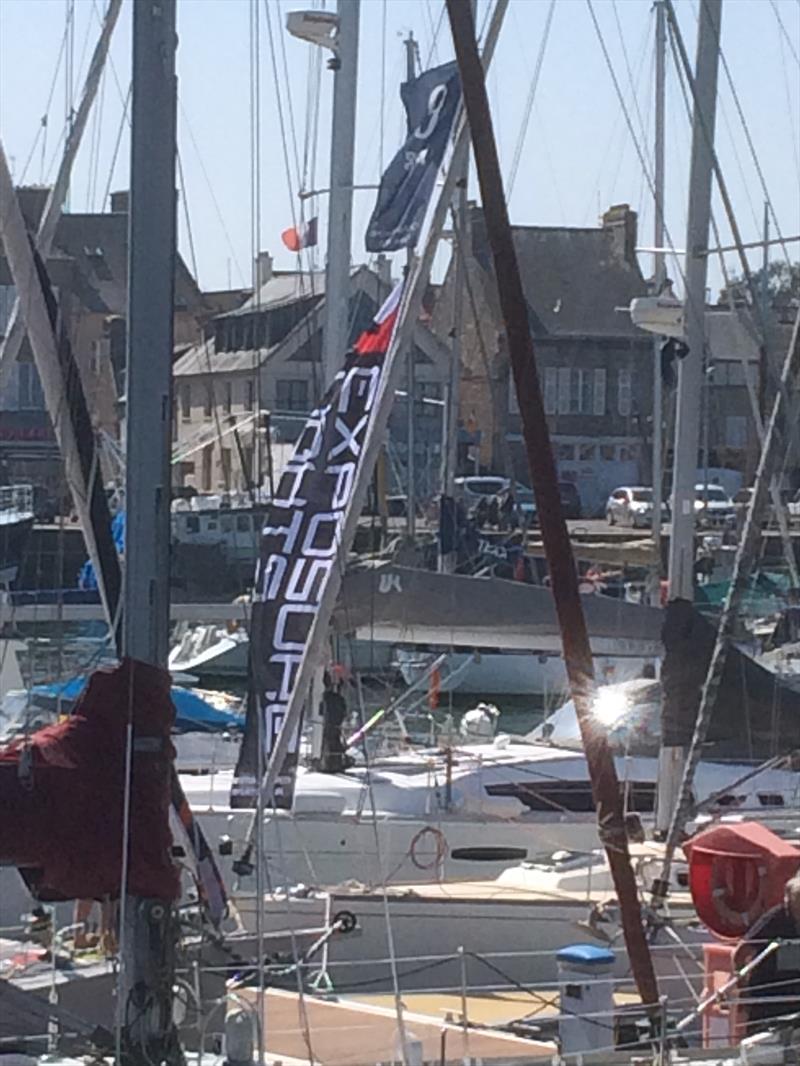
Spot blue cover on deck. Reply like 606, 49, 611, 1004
556, 944, 616, 967
31, 675, 241, 733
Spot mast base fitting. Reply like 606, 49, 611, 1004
650, 877, 671, 901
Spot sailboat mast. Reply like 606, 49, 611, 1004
656, 0, 722, 836
445, 0, 659, 1010
124, 0, 178, 665
405, 31, 418, 540
118, 0, 179, 1058
322, 0, 360, 386
650, 0, 666, 604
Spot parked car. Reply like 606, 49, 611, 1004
454, 475, 537, 527
605, 486, 666, 528
693, 483, 736, 529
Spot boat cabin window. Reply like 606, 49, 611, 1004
220, 515, 234, 533
185, 515, 200, 534
486, 780, 657, 814
237, 514, 252, 533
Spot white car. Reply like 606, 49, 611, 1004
605, 486, 665, 528
454, 476, 537, 525
693, 483, 736, 529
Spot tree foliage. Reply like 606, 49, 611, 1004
719, 260, 800, 308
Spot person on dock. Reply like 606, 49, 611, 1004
319, 672, 349, 774
737, 873, 800, 1034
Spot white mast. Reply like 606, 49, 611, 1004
656, 0, 723, 835
650, 0, 666, 605
405, 31, 418, 540
117, 0, 179, 1057
321, 0, 360, 386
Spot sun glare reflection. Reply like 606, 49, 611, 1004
593, 687, 628, 727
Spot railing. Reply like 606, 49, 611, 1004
0, 482, 33, 516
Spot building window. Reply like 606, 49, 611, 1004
544, 367, 557, 415
593, 369, 607, 415
245, 379, 255, 412
201, 444, 213, 491
417, 380, 442, 417
223, 380, 232, 414
17, 362, 45, 410
725, 415, 747, 448
557, 442, 575, 461
180, 383, 191, 420
617, 369, 632, 417
557, 367, 570, 415
203, 383, 213, 420
276, 378, 309, 412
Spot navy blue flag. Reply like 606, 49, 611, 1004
365, 61, 461, 253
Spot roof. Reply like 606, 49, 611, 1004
470, 207, 649, 338
176, 264, 452, 379
3, 188, 205, 317
226, 269, 330, 316
173, 337, 269, 377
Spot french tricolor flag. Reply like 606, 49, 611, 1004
281, 216, 318, 253
354, 280, 403, 356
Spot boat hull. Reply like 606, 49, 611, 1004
396, 648, 656, 695
233, 889, 705, 996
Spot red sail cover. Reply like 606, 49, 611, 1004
0, 658, 179, 902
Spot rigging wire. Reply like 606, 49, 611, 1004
584, 0, 690, 300
776, 15, 800, 208
275, 0, 304, 194
605, 8, 654, 211
263, 0, 324, 404
506, 0, 555, 200
178, 103, 246, 288
379, 0, 387, 177
423, 0, 444, 68
708, 0, 796, 268
101, 83, 130, 210
611, 0, 651, 151
769, 0, 800, 68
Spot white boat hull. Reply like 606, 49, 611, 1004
395, 649, 656, 695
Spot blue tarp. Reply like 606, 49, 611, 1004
78, 511, 125, 590
31, 675, 242, 733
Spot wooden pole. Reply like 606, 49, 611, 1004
445, 0, 659, 1008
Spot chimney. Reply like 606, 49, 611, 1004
16, 186, 50, 230
255, 251, 273, 289
601, 203, 638, 265
375, 254, 392, 288
110, 190, 129, 214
